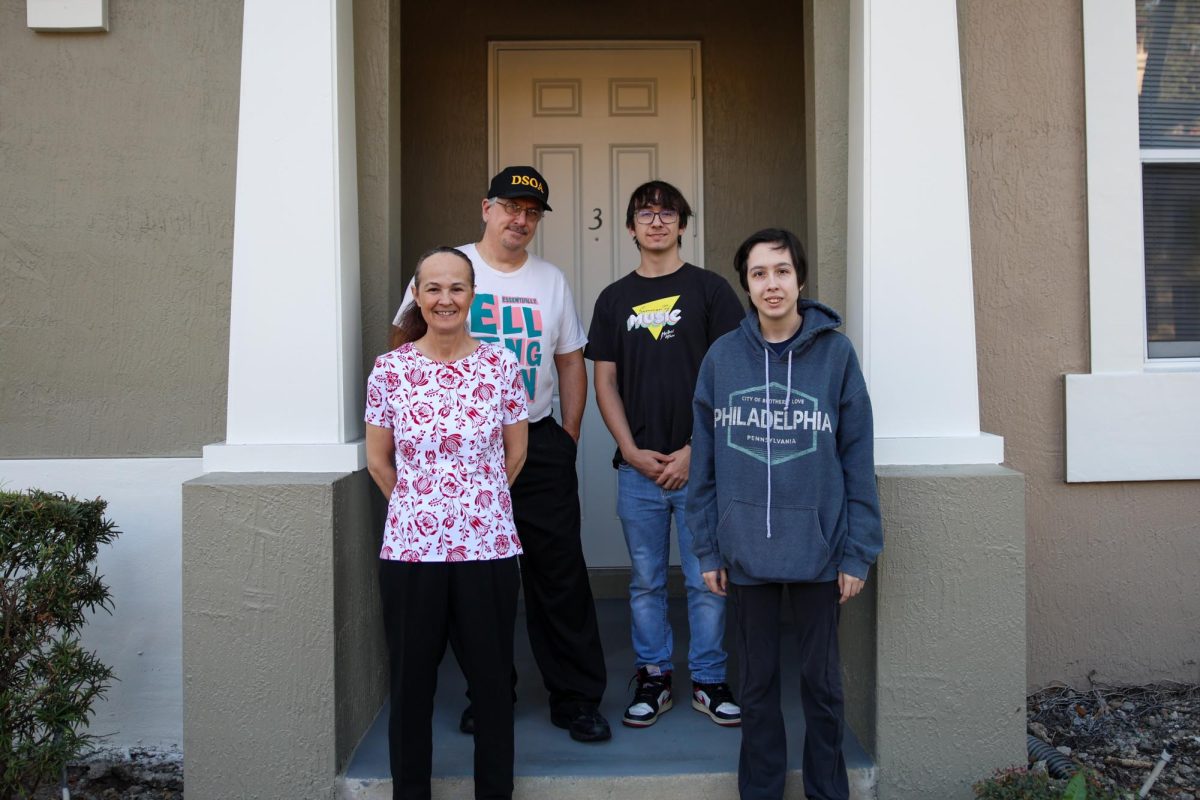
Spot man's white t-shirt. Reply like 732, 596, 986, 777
394, 243, 588, 422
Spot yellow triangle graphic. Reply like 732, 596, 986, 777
631, 295, 681, 340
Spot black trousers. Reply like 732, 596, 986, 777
729, 580, 848, 800
511, 416, 607, 711
379, 557, 520, 800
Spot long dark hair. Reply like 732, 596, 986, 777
390, 246, 475, 348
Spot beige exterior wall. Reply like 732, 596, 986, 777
394, 1, 807, 295
354, 0, 404, 371
0, 1, 242, 458
959, 1, 1200, 687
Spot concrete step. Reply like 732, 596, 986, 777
341, 767, 877, 799
340, 598, 877, 799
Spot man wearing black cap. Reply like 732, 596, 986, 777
393, 166, 610, 743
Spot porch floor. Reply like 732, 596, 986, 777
342, 597, 875, 799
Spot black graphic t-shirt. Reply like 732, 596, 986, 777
586, 264, 743, 465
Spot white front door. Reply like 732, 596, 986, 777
490, 41, 704, 568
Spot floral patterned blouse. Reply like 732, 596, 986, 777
364, 341, 528, 562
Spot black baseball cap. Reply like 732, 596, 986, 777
487, 166, 552, 211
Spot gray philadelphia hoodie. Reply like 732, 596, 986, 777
685, 300, 883, 585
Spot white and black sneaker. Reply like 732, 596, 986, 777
622, 666, 673, 728
692, 681, 741, 727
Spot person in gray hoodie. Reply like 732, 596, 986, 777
686, 228, 883, 800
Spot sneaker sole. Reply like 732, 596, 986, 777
622, 697, 673, 728
691, 697, 742, 727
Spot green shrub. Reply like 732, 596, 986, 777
0, 490, 119, 799
973, 767, 1130, 800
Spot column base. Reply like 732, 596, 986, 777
182, 470, 385, 800
202, 440, 366, 473
842, 464, 1026, 799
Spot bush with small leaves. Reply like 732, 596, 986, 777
0, 490, 119, 800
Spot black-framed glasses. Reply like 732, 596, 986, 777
634, 208, 678, 225
493, 199, 544, 221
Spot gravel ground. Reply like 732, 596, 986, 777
1027, 682, 1199, 799
25, 748, 182, 800
19, 682, 1199, 798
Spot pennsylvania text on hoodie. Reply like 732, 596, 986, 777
685, 300, 884, 586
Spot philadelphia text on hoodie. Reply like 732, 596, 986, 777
685, 300, 884, 586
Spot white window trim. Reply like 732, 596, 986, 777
1068, 1, 1200, 482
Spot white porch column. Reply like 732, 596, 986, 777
847, 0, 1003, 465
203, 0, 364, 473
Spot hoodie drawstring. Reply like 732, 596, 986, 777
763, 349, 772, 540
763, 348, 794, 541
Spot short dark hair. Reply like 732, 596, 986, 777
390, 247, 475, 349
624, 180, 693, 230
732, 228, 809, 292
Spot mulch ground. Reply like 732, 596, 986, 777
1027, 682, 1199, 799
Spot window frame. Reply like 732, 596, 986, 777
1066, 1, 1200, 482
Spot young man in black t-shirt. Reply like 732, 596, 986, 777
586, 180, 744, 729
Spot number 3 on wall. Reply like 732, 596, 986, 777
588, 208, 603, 230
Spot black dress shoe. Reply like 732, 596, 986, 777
459, 705, 475, 735
550, 705, 612, 743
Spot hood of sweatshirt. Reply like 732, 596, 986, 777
685, 299, 883, 585
737, 298, 844, 354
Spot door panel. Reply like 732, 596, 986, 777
492, 42, 703, 567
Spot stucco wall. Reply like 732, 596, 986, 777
959, 1, 1200, 687
353, 0, 404, 372
183, 471, 385, 800
395, 0, 806, 298
0, 1, 241, 458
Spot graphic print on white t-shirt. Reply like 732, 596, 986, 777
470, 292, 543, 402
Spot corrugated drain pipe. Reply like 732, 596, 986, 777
1027, 734, 1079, 778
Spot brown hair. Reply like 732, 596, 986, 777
390, 246, 475, 348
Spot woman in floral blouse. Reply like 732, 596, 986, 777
365, 246, 529, 800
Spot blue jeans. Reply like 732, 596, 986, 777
616, 464, 728, 683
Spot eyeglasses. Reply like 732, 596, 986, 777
634, 208, 679, 225
493, 199, 544, 221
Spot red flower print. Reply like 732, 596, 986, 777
396, 478, 408, 496
494, 534, 510, 556
368, 384, 383, 408
381, 545, 394, 559
481, 348, 500, 365
512, 531, 521, 550
499, 492, 512, 514
446, 545, 468, 562
473, 382, 495, 402
404, 365, 429, 386
437, 367, 462, 389
400, 549, 420, 562
475, 488, 494, 508
399, 440, 417, 461
413, 475, 434, 495
374, 356, 386, 370
411, 402, 434, 425
468, 515, 487, 536
440, 474, 463, 498
464, 406, 483, 426
415, 511, 438, 536
440, 433, 463, 456
384, 371, 400, 391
